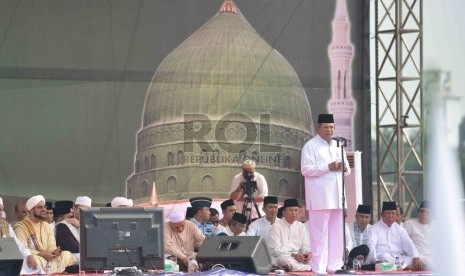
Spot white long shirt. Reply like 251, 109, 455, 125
403, 218, 432, 260
246, 217, 280, 241
228, 171, 268, 217
268, 218, 311, 258
301, 134, 350, 210
367, 220, 419, 264
6, 224, 44, 275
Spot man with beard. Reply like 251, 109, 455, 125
14, 195, 77, 274
56, 196, 92, 262
164, 209, 205, 271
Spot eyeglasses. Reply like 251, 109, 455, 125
34, 205, 47, 210
418, 209, 430, 214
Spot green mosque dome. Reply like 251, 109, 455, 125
128, 0, 314, 203
143, 1, 313, 132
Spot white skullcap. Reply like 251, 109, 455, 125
111, 197, 134, 207
168, 209, 185, 223
75, 196, 92, 207
26, 195, 46, 211
0, 197, 3, 207
242, 159, 256, 169
1, 211, 5, 219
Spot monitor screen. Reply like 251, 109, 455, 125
79, 207, 164, 272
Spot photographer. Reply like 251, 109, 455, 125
228, 160, 268, 219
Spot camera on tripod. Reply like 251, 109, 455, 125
241, 170, 258, 196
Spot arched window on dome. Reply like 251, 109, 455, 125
140, 180, 148, 198
177, 150, 184, 165
167, 176, 177, 193
167, 152, 174, 166
278, 178, 289, 196
151, 154, 156, 169
202, 175, 214, 192
144, 156, 149, 171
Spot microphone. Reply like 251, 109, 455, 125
331, 135, 351, 143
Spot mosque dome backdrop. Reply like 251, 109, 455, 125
127, 0, 315, 203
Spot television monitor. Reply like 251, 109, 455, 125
79, 207, 164, 272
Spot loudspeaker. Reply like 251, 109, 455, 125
0, 238, 23, 276
196, 236, 271, 275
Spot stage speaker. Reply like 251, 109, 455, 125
0, 238, 23, 276
196, 236, 271, 275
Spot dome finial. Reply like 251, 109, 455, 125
219, 0, 237, 14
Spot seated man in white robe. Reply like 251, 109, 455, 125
0, 196, 43, 275
367, 201, 423, 270
246, 196, 279, 241
268, 198, 311, 271
403, 200, 432, 270
13, 195, 77, 274
164, 209, 205, 271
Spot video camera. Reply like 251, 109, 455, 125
241, 170, 258, 196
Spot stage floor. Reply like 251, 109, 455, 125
40, 269, 433, 276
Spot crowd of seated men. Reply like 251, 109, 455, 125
1, 192, 432, 274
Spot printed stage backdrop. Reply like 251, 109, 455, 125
0, 0, 370, 211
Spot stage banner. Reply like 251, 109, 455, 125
0, 0, 369, 208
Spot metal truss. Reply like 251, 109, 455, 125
375, 0, 423, 218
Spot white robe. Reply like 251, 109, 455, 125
367, 220, 419, 268
403, 218, 432, 268
228, 172, 268, 218
5, 224, 45, 275
301, 134, 350, 273
268, 219, 311, 271
246, 217, 280, 241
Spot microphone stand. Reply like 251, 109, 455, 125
334, 137, 355, 275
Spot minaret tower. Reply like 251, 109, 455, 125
327, 0, 355, 151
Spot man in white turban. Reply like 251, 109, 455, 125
56, 196, 92, 262
0, 196, 43, 274
164, 209, 205, 271
111, 196, 134, 207
14, 195, 78, 274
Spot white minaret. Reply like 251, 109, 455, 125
327, 0, 355, 151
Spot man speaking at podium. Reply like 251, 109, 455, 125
301, 114, 351, 274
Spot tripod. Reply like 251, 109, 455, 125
241, 184, 262, 228
334, 136, 355, 274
